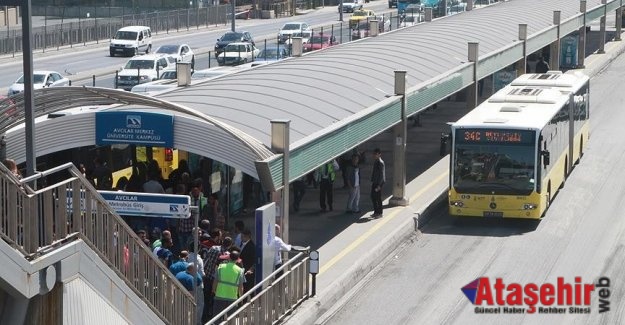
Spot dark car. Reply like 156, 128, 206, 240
214, 31, 255, 58
258, 47, 290, 61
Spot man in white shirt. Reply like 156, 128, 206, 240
233, 220, 245, 249
346, 153, 361, 213
274, 224, 291, 273
187, 242, 205, 325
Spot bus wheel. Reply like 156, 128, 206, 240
560, 158, 568, 189
546, 183, 552, 209
577, 138, 584, 164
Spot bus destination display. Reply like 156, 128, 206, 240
456, 129, 535, 145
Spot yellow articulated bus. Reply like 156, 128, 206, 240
446, 71, 589, 219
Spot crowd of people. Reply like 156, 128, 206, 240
142, 218, 295, 323
145, 224, 254, 323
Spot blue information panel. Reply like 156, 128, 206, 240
493, 67, 517, 93
95, 111, 174, 147
560, 33, 579, 69
255, 203, 276, 288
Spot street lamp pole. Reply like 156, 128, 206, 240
1, 0, 36, 178
339, 2, 343, 21
231, 0, 236, 31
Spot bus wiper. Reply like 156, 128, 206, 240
478, 183, 517, 190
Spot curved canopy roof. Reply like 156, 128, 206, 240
156, 0, 602, 147
1, 0, 608, 189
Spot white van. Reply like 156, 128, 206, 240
110, 26, 152, 57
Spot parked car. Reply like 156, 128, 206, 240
216, 43, 260, 66
349, 10, 376, 29
116, 54, 176, 91
351, 17, 391, 40
303, 33, 338, 52
0, 94, 17, 118
158, 70, 177, 80
154, 44, 195, 69
403, 3, 424, 15
448, 1, 467, 15
339, 0, 363, 13
400, 12, 421, 27
284, 30, 312, 52
109, 26, 152, 57
257, 47, 290, 61
7, 70, 70, 96
214, 31, 255, 58
277, 22, 311, 43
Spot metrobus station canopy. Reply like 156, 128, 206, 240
0, 0, 611, 191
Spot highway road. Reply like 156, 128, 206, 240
319, 53, 625, 324
0, 2, 397, 92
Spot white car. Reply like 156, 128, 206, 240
401, 14, 421, 27
116, 54, 176, 91
339, 0, 364, 13
278, 22, 311, 43
7, 70, 70, 96
216, 43, 260, 66
109, 26, 152, 57
154, 44, 195, 69
284, 30, 312, 46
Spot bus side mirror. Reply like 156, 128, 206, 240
542, 150, 550, 167
440, 133, 450, 156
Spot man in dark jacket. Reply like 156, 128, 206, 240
535, 55, 550, 73
370, 148, 386, 218
239, 229, 256, 293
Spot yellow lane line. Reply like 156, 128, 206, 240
318, 171, 448, 276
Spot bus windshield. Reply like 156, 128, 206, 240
452, 129, 536, 195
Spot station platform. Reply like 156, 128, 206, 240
229, 98, 468, 324
239, 31, 625, 325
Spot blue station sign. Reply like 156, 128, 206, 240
98, 191, 191, 219
67, 189, 191, 219
95, 111, 174, 147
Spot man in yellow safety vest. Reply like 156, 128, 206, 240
316, 159, 339, 212
212, 250, 245, 318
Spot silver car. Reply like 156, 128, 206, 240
154, 44, 195, 69
8, 70, 70, 96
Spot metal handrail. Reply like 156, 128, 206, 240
0, 163, 195, 324
207, 248, 311, 325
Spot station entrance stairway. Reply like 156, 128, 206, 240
0, 162, 195, 325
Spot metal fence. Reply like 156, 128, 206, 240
207, 249, 312, 325
0, 162, 196, 325
0, 5, 231, 56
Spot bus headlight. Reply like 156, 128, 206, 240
523, 204, 537, 210
450, 200, 464, 207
